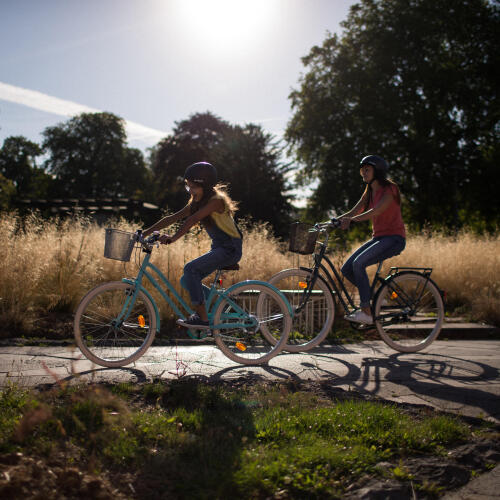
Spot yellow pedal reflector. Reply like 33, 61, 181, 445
138, 315, 146, 328
235, 342, 247, 351
391, 292, 398, 300
298, 281, 308, 289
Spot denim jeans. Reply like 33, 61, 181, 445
341, 235, 406, 309
180, 227, 242, 306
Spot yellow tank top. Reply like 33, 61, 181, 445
210, 195, 242, 239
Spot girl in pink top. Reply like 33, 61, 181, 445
338, 155, 406, 325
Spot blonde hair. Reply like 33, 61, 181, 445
189, 183, 239, 226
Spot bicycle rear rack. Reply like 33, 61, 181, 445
388, 266, 433, 277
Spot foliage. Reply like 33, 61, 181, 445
0, 173, 16, 210
150, 112, 294, 236
42, 112, 151, 199
0, 136, 51, 199
1, 380, 471, 498
286, 0, 500, 229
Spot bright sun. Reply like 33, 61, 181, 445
172, 0, 276, 57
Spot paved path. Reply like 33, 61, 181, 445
1, 340, 499, 423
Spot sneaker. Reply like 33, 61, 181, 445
176, 314, 210, 329
345, 309, 373, 325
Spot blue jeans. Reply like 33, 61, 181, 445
180, 237, 242, 306
341, 235, 406, 309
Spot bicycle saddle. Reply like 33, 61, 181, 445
218, 264, 240, 271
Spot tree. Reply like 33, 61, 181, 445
0, 136, 51, 199
0, 173, 16, 210
150, 112, 293, 235
286, 0, 500, 229
42, 112, 150, 199
150, 112, 232, 210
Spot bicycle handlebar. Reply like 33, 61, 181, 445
312, 218, 341, 232
134, 230, 160, 251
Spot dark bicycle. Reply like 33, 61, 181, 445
267, 221, 445, 353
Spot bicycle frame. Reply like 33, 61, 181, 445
119, 247, 292, 333
298, 230, 435, 316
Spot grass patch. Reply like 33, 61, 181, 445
0, 379, 476, 499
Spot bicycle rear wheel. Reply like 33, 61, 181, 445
373, 272, 444, 352
212, 282, 291, 365
74, 281, 157, 367
267, 268, 335, 352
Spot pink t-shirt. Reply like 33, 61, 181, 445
369, 184, 406, 238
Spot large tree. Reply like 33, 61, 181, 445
42, 112, 150, 199
0, 136, 51, 200
286, 0, 499, 228
150, 112, 293, 235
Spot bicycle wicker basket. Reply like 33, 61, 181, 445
289, 222, 318, 255
104, 228, 135, 262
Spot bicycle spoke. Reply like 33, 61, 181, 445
213, 283, 290, 364
74, 282, 156, 366
374, 273, 444, 352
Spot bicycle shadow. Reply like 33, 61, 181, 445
307, 350, 500, 421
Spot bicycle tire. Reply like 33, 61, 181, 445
267, 268, 335, 352
212, 282, 291, 365
373, 272, 444, 352
74, 281, 157, 367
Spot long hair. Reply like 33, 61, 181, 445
189, 183, 238, 227
363, 177, 401, 211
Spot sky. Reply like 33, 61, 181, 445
0, 0, 355, 156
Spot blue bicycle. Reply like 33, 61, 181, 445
74, 229, 292, 367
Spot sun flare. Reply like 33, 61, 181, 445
172, 0, 276, 57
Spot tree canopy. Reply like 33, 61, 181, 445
286, 0, 500, 229
150, 112, 293, 236
42, 112, 150, 199
0, 136, 50, 199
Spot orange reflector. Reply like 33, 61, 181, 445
298, 282, 308, 289
390, 292, 398, 300
138, 315, 146, 328
235, 342, 247, 351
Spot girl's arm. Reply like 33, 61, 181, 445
165, 198, 224, 244
143, 204, 191, 236
350, 191, 394, 223
338, 191, 368, 219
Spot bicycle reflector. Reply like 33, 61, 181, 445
390, 292, 398, 300
298, 281, 308, 289
138, 315, 146, 328
235, 342, 247, 351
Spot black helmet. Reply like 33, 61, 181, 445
184, 162, 217, 188
360, 155, 389, 175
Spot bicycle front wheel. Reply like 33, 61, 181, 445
212, 282, 291, 365
267, 268, 335, 352
74, 281, 157, 367
373, 272, 444, 353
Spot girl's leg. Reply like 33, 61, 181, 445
351, 236, 406, 312
180, 246, 239, 321
341, 239, 378, 286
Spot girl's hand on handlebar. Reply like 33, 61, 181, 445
159, 234, 174, 245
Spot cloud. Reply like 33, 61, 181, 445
0, 81, 168, 144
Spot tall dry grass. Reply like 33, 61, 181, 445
0, 213, 498, 337
386, 230, 500, 325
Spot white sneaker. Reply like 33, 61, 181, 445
345, 310, 373, 325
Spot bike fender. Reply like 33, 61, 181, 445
122, 278, 161, 333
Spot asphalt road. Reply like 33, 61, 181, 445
1, 339, 499, 423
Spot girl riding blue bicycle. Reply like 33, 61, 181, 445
143, 162, 243, 330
